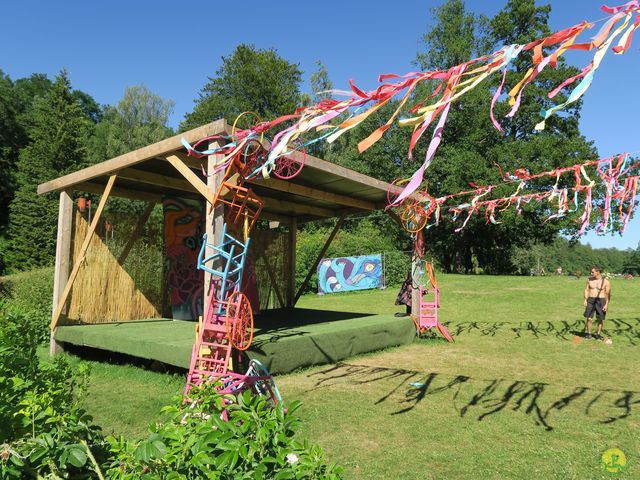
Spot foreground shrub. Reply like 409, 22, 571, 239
0, 267, 54, 344
0, 310, 104, 478
104, 383, 343, 479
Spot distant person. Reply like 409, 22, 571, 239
395, 270, 412, 317
556, 266, 562, 275
583, 266, 611, 340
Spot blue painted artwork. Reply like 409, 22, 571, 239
317, 254, 383, 294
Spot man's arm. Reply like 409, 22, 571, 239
584, 280, 589, 306
603, 280, 611, 311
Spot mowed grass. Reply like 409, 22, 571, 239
67, 274, 639, 479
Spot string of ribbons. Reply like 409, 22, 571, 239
392, 154, 639, 235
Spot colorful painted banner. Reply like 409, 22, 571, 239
317, 254, 383, 294
163, 197, 205, 320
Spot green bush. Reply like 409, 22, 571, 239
104, 383, 343, 479
0, 310, 105, 478
0, 310, 342, 479
0, 267, 54, 344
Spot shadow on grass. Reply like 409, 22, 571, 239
307, 362, 640, 431
447, 317, 640, 344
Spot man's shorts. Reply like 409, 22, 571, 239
584, 297, 606, 321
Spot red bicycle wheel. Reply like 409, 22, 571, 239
226, 292, 254, 350
273, 141, 306, 179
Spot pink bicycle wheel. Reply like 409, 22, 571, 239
273, 141, 306, 179
387, 178, 409, 206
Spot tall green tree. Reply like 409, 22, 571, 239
180, 44, 304, 131
0, 73, 54, 234
414, 0, 597, 272
5, 71, 93, 271
88, 85, 174, 217
90, 85, 174, 163
310, 60, 333, 103
0, 71, 23, 235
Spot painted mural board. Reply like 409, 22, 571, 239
317, 254, 383, 294
163, 197, 205, 320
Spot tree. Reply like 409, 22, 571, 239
5, 71, 93, 271
412, 0, 597, 273
0, 73, 55, 235
89, 85, 174, 163
310, 60, 333, 103
0, 71, 23, 235
180, 44, 304, 131
622, 242, 640, 275
88, 85, 174, 217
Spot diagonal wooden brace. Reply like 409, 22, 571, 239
50, 175, 117, 330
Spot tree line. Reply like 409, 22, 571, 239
0, 0, 636, 277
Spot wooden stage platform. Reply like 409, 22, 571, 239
54, 308, 416, 374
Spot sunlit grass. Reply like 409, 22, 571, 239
63, 274, 639, 478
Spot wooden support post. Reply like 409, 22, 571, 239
293, 215, 345, 305
388, 209, 419, 318
385, 209, 403, 229
50, 175, 117, 330
50, 189, 74, 355
259, 252, 286, 309
287, 217, 297, 308
411, 255, 420, 319
204, 140, 224, 316
117, 201, 156, 265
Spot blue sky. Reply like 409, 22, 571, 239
1, 0, 638, 250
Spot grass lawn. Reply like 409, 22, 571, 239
67, 274, 639, 479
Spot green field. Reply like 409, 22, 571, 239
70, 274, 639, 479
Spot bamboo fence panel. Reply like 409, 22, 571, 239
66, 210, 161, 324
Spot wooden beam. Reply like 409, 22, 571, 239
76, 182, 162, 203
165, 155, 215, 204
259, 252, 286, 308
247, 177, 375, 211
50, 189, 74, 355
293, 215, 345, 305
50, 175, 117, 330
118, 168, 195, 194
117, 202, 156, 265
204, 139, 225, 317
37, 119, 227, 195
262, 197, 335, 218
172, 150, 210, 171
287, 217, 297, 308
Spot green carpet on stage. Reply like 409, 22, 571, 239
54, 309, 416, 374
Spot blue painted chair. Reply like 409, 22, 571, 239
197, 224, 250, 310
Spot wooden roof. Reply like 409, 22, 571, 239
37, 119, 394, 222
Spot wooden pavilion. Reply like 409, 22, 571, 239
38, 119, 416, 372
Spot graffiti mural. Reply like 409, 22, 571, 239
317, 254, 383, 294
163, 197, 205, 320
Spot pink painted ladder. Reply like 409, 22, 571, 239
418, 285, 454, 342
184, 296, 232, 397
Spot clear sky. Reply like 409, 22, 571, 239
1, 0, 638, 250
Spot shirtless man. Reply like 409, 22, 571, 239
583, 266, 611, 340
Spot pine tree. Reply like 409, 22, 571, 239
6, 71, 92, 271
